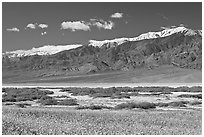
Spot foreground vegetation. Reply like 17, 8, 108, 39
2, 86, 202, 135
2, 106, 201, 135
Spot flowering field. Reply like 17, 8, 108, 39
2, 106, 202, 135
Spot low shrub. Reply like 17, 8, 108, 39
15, 103, 31, 108
58, 89, 71, 92
188, 101, 202, 105
2, 96, 16, 102
15, 97, 33, 102
91, 93, 112, 98
39, 95, 53, 101
2, 88, 54, 102
55, 95, 70, 98
39, 98, 58, 105
177, 94, 202, 99
156, 101, 189, 107
76, 105, 112, 110
58, 99, 78, 106
111, 93, 131, 99
114, 102, 156, 110
160, 91, 173, 94
127, 92, 139, 96
4, 102, 14, 105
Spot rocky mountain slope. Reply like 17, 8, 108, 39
3, 26, 202, 78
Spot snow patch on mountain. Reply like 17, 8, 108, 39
4, 44, 82, 58
89, 27, 200, 48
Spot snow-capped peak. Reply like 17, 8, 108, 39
4, 44, 82, 58
89, 38, 129, 48
88, 26, 200, 48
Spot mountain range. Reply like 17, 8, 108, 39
2, 26, 202, 83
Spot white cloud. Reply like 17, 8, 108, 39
90, 19, 114, 30
6, 27, 20, 32
110, 12, 123, 18
41, 32, 47, 35
92, 21, 114, 30
61, 21, 90, 31
26, 23, 37, 29
38, 24, 48, 29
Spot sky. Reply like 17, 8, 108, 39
2, 2, 202, 52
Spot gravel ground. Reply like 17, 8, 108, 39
2, 106, 202, 135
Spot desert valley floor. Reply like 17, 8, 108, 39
2, 85, 202, 135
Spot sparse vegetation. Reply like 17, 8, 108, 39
2, 106, 201, 135
54, 86, 202, 99
1, 86, 202, 135
2, 88, 54, 102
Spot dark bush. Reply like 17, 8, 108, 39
160, 91, 173, 94
114, 102, 156, 110
41, 90, 54, 95
39, 98, 58, 105
15, 103, 31, 108
59, 89, 71, 92
137, 102, 156, 109
2, 96, 16, 102
58, 99, 78, 106
127, 92, 139, 96
91, 93, 112, 98
55, 95, 70, 98
76, 105, 112, 110
156, 101, 189, 107
110, 93, 130, 99
4, 102, 14, 105
177, 94, 202, 99
188, 101, 202, 105
39, 95, 53, 101
2, 88, 54, 102
15, 97, 33, 102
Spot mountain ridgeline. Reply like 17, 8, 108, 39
2, 27, 202, 77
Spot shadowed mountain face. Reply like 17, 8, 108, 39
2, 29, 202, 83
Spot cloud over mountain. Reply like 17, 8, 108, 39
110, 12, 123, 18
61, 21, 91, 31
6, 27, 20, 32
